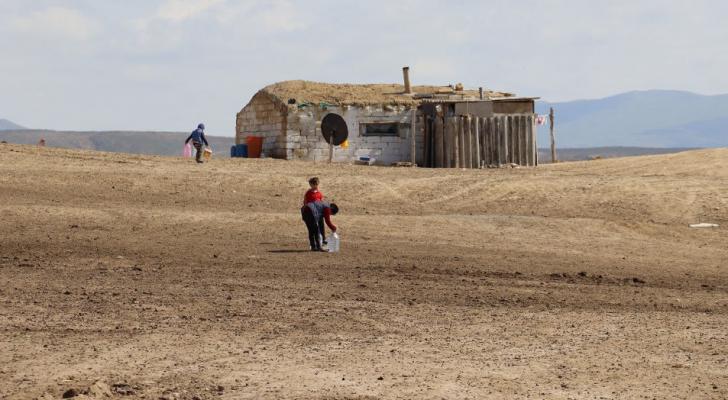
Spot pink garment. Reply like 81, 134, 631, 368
183, 142, 192, 158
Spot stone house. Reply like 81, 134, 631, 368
235, 80, 537, 166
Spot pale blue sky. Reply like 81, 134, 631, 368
1, 0, 727, 136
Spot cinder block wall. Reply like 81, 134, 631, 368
235, 92, 287, 157
285, 105, 424, 164
236, 95, 426, 163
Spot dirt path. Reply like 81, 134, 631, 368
1, 144, 726, 399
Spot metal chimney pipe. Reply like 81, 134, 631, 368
402, 66, 412, 94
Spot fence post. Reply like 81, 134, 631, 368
435, 115, 444, 168
443, 117, 452, 168
424, 116, 430, 167
410, 109, 416, 165
455, 117, 460, 168
492, 116, 498, 166
478, 118, 484, 168
504, 115, 510, 165
455, 116, 465, 168
518, 115, 528, 165
533, 114, 539, 166
484, 118, 491, 167
549, 107, 557, 163
466, 117, 471, 168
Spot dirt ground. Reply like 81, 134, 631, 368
1, 143, 726, 399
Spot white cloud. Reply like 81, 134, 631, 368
157, 0, 226, 22
10, 6, 98, 40
259, 0, 308, 32
412, 59, 458, 82
126, 17, 185, 52
123, 64, 171, 83
127, 0, 227, 52
125, 0, 310, 56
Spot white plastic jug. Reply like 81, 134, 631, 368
328, 232, 340, 253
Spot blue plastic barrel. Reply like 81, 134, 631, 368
237, 144, 248, 158
230, 145, 236, 158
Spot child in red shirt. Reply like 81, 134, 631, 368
303, 177, 326, 245
303, 176, 323, 205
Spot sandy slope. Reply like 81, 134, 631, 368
0, 144, 726, 399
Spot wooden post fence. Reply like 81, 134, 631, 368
420, 113, 538, 168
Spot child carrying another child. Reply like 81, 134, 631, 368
301, 177, 338, 251
303, 177, 327, 245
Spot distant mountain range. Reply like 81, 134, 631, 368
535, 90, 728, 148
537, 146, 696, 163
0, 128, 692, 162
0, 129, 233, 157
0, 118, 26, 130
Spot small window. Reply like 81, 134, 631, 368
362, 122, 399, 137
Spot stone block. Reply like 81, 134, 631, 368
293, 148, 308, 158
